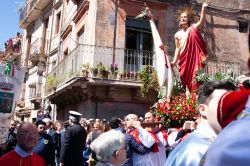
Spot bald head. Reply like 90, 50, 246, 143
125, 114, 138, 128
17, 123, 38, 153
126, 114, 138, 120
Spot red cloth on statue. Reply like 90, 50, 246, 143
179, 26, 207, 90
0, 150, 46, 166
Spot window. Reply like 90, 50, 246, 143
78, 27, 84, 44
239, 21, 248, 33
125, 17, 153, 72
52, 60, 57, 69
29, 84, 36, 98
55, 12, 61, 34
76, 0, 84, 10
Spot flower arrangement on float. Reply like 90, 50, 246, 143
152, 81, 199, 127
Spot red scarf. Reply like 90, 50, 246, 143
130, 129, 160, 153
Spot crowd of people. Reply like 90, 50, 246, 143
4, 32, 22, 53
0, 79, 250, 166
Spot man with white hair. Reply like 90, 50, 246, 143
90, 130, 126, 166
59, 111, 87, 166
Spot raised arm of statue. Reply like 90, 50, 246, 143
194, 0, 211, 29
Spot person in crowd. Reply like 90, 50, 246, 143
59, 111, 87, 166
165, 80, 236, 166
110, 116, 126, 133
60, 120, 69, 147
86, 121, 103, 146
171, 0, 210, 90
107, 115, 151, 166
55, 120, 63, 166
102, 119, 111, 132
43, 118, 57, 148
90, 130, 127, 166
204, 88, 250, 166
0, 123, 46, 166
16, 121, 23, 129
36, 110, 46, 122
143, 111, 168, 166
125, 114, 156, 166
33, 120, 55, 166
3, 120, 17, 155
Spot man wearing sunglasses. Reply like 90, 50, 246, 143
0, 122, 46, 166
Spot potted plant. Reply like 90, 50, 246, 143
97, 62, 107, 78
194, 71, 210, 84
46, 75, 58, 92
139, 65, 159, 97
110, 63, 118, 79
81, 63, 90, 78
91, 66, 98, 77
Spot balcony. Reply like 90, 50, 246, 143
203, 59, 241, 77
28, 83, 42, 103
19, 0, 51, 29
29, 38, 49, 65
3, 45, 22, 62
45, 44, 243, 96
45, 44, 155, 95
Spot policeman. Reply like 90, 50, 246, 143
60, 111, 87, 166
33, 120, 55, 166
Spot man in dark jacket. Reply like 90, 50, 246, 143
3, 120, 17, 155
60, 111, 87, 166
33, 120, 55, 166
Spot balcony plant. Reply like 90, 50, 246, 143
110, 62, 118, 79
46, 75, 58, 92
193, 71, 211, 91
139, 65, 159, 97
81, 63, 90, 78
194, 71, 211, 83
97, 62, 108, 78
91, 66, 98, 77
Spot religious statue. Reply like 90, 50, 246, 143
171, 0, 211, 90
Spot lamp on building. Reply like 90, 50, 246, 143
37, 61, 46, 76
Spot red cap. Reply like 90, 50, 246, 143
217, 89, 250, 128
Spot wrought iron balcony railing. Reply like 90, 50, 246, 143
45, 44, 242, 95
28, 83, 42, 99
29, 38, 49, 59
19, 0, 51, 28
45, 44, 155, 94
203, 59, 241, 78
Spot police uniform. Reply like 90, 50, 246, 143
60, 111, 87, 166
33, 133, 55, 165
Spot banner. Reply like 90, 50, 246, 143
0, 64, 25, 144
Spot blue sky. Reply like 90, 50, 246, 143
0, 0, 25, 50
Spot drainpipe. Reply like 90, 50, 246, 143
112, 0, 119, 63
